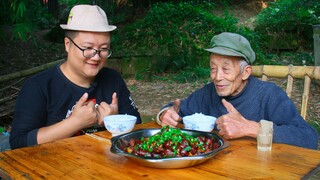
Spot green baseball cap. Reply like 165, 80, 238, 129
205, 32, 256, 64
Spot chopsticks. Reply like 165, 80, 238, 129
85, 133, 111, 145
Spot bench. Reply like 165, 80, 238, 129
251, 65, 320, 120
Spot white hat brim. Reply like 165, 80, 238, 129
60, 24, 117, 32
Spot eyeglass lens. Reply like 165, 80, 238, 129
83, 49, 112, 58
67, 37, 112, 58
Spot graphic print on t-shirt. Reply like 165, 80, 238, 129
129, 95, 137, 109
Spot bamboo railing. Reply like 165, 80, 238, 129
252, 65, 320, 120
0, 64, 319, 121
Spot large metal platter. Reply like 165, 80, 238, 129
110, 128, 230, 169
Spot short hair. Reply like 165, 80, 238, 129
65, 30, 79, 39
239, 59, 249, 73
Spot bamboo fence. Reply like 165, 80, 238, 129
252, 65, 320, 120
0, 64, 319, 121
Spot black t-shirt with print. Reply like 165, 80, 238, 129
10, 64, 141, 149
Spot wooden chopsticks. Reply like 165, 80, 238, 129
85, 133, 111, 145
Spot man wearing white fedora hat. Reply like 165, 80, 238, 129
10, 5, 141, 149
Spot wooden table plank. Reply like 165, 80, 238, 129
90, 122, 320, 179
0, 121, 319, 179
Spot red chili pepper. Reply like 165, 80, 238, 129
86, 98, 96, 104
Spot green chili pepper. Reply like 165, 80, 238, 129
184, 146, 191, 152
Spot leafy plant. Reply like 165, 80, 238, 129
308, 120, 320, 136
171, 67, 210, 83
0, 1, 11, 25
59, 0, 91, 7
254, 0, 320, 50
113, 1, 241, 78
3, 0, 57, 41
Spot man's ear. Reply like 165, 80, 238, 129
64, 37, 70, 53
242, 65, 252, 80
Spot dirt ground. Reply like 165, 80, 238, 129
126, 78, 207, 121
126, 77, 320, 122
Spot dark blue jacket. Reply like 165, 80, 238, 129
165, 76, 318, 149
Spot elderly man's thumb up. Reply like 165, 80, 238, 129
216, 99, 259, 139
159, 99, 182, 127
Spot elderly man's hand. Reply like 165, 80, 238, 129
216, 99, 259, 139
160, 99, 182, 127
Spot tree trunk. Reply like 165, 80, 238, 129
0, 59, 64, 83
48, 0, 59, 18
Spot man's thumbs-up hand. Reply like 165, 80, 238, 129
97, 92, 119, 125
216, 99, 259, 139
222, 98, 239, 115
160, 99, 182, 127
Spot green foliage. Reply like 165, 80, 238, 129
12, 22, 34, 40
235, 28, 269, 65
58, 0, 91, 22
276, 52, 314, 65
170, 67, 210, 83
254, 0, 320, 50
10, 0, 34, 41
1, 0, 317, 80
308, 120, 320, 136
113, 1, 240, 78
0, 1, 11, 25
0, 0, 8, 41
59, 0, 90, 7
0, 0, 57, 41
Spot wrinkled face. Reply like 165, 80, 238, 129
210, 54, 251, 97
64, 31, 111, 83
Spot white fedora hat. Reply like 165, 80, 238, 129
60, 4, 117, 32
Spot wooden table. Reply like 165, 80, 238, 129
0, 121, 319, 179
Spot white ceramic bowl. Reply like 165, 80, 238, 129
183, 113, 216, 132
103, 114, 137, 136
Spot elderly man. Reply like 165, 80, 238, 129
156, 32, 318, 149
10, 5, 141, 149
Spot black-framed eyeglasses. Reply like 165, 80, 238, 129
67, 37, 112, 58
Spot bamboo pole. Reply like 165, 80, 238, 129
301, 75, 311, 120
251, 65, 320, 80
261, 74, 268, 81
286, 75, 293, 98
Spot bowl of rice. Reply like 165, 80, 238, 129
103, 114, 137, 136
182, 113, 217, 132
